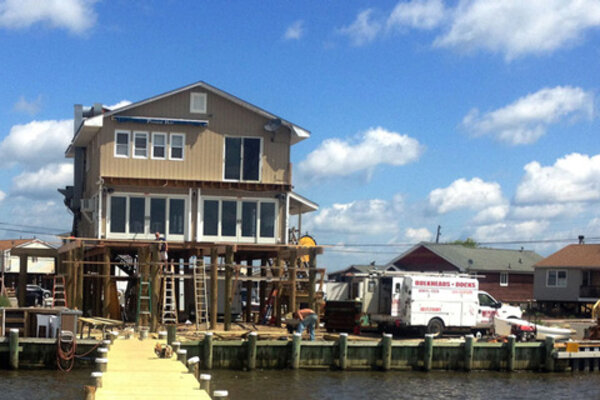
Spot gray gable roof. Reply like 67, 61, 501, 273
328, 264, 396, 278
388, 243, 543, 273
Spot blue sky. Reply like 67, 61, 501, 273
1, 0, 600, 271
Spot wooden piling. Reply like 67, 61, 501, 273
9, 328, 19, 369
199, 374, 211, 393
150, 245, 160, 332
95, 358, 108, 372
259, 257, 267, 322
213, 390, 229, 399
274, 256, 283, 327
424, 334, 434, 372
187, 356, 200, 377
17, 255, 27, 307
308, 249, 317, 310
102, 248, 111, 318
339, 332, 348, 370
76, 246, 84, 311
224, 246, 234, 331
84, 385, 96, 400
382, 333, 392, 371
247, 331, 258, 371
167, 324, 176, 345
245, 259, 253, 322
177, 349, 187, 364
91, 372, 103, 388
210, 248, 218, 330
464, 334, 474, 372
204, 332, 214, 370
507, 335, 516, 372
289, 249, 297, 313
545, 336, 555, 372
291, 332, 301, 369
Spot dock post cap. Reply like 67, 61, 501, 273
249, 331, 258, 336
340, 333, 348, 337
102, 339, 111, 345
205, 332, 213, 336
91, 372, 103, 377
425, 334, 435, 339
177, 349, 187, 354
213, 390, 229, 397
172, 341, 181, 346
293, 332, 301, 337
95, 358, 108, 363
98, 348, 108, 354
200, 374, 211, 380
383, 333, 393, 338
9, 328, 19, 333
187, 356, 200, 365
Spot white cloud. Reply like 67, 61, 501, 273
515, 153, 600, 204
0, 0, 98, 34
434, 0, 600, 60
428, 177, 504, 214
472, 204, 509, 224
339, 9, 382, 46
0, 119, 72, 169
308, 197, 403, 236
105, 100, 132, 110
298, 127, 423, 180
474, 220, 550, 243
405, 227, 433, 242
510, 204, 585, 220
0, 190, 5, 203
12, 162, 73, 198
284, 20, 304, 40
462, 86, 594, 145
13, 95, 42, 115
387, 0, 445, 30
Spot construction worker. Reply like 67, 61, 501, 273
295, 308, 318, 341
155, 232, 169, 273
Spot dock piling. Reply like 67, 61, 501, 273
187, 356, 200, 378
423, 334, 434, 372
382, 333, 392, 371
200, 374, 211, 393
247, 331, 258, 370
9, 328, 19, 370
213, 390, 229, 399
507, 335, 516, 372
167, 324, 176, 345
91, 372, 103, 388
95, 358, 108, 372
464, 334, 474, 372
172, 341, 181, 354
84, 385, 96, 400
204, 332, 214, 370
545, 336, 555, 372
339, 333, 348, 370
177, 349, 187, 364
291, 332, 301, 369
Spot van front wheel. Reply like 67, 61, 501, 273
426, 318, 444, 337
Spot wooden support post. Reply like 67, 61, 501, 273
91, 372, 103, 388
199, 374, 211, 393
245, 259, 253, 323
17, 255, 27, 307
172, 341, 181, 354
291, 332, 301, 369
274, 256, 283, 327
224, 246, 234, 332
507, 334, 516, 372
210, 248, 218, 330
204, 332, 214, 370
259, 257, 267, 322
545, 336, 555, 372
247, 331, 258, 370
83, 385, 96, 400
102, 248, 111, 318
308, 249, 317, 311
423, 334, 434, 372
150, 244, 160, 332
464, 334, 474, 372
9, 328, 19, 369
66, 249, 74, 308
289, 250, 298, 313
339, 332, 349, 370
382, 333, 392, 371
76, 246, 84, 311
167, 324, 176, 345
177, 349, 187, 363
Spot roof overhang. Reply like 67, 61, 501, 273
66, 114, 104, 157
112, 115, 209, 127
288, 192, 318, 215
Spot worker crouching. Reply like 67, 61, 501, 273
295, 308, 318, 341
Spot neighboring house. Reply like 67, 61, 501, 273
59, 81, 317, 243
0, 239, 56, 290
386, 243, 543, 303
327, 264, 397, 282
533, 242, 600, 311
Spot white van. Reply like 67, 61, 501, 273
399, 274, 522, 336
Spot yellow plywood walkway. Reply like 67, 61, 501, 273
95, 338, 211, 400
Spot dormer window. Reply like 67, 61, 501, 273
190, 92, 207, 114
224, 137, 261, 181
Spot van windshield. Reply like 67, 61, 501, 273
478, 293, 495, 307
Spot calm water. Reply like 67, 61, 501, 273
2, 369, 600, 399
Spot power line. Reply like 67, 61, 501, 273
0, 221, 67, 234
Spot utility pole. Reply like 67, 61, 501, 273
435, 225, 441, 243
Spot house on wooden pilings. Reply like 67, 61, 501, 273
57, 81, 323, 331
386, 242, 543, 303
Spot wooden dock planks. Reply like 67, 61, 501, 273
95, 338, 211, 400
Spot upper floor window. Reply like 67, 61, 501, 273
546, 270, 567, 288
500, 272, 508, 287
224, 137, 261, 181
190, 92, 207, 114
170, 133, 185, 160
115, 130, 130, 158
152, 132, 166, 159
133, 131, 148, 158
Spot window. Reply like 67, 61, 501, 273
221, 201, 237, 237
110, 196, 126, 233
150, 198, 166, 234
190, 92, 207, 114
224, 137, 261, 181
115, 131, 130, 157
169, 199, 185, 235
547, 270, 567, 287
129, 197, 145, 234
259, 202, 275, 238
170, 133, 185, 160
500, 272, 508, 287
133, 131, 148, 158
203, 200, 219, 236
152, 132, 166, 159
241, 201, 257, 238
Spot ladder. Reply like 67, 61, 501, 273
193, 260, 209, 330
161, 263, 177, 325
52, 275, 68, 308
136, 279, 152, 327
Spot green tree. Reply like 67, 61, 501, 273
450, 238, 478, 248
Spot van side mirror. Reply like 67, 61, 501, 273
493, 302, 502, 309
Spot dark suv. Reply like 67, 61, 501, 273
25, 284, 51, 306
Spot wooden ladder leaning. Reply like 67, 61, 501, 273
161, 263, 178, 325
136, 279, 152, 327
193, 260, 209, 330
52, 275, 68, 307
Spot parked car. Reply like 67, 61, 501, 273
25, 284, 52, 306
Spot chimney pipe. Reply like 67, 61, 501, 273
578, 235, 585, 245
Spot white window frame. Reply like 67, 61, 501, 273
546, 269, 567, 288
152, 132, 167, 160
500, 272, 508, 287
106, 192, 188, 241
199, 195, 277, 244
190, 92, 207, 114
114, 130, 130, 158
133, 131, 148, 159
222, 136, 263, 182
169, 133, 185, 161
